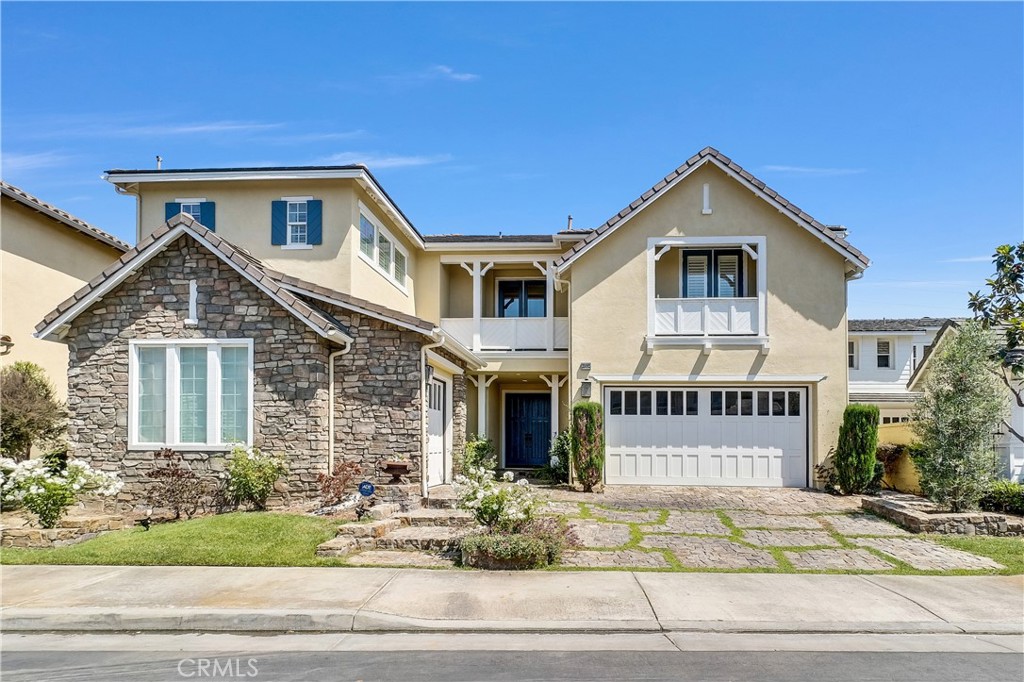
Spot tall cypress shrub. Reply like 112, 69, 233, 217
570, 401, 604, 492
834, 403, 880, 494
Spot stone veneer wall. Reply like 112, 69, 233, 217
863, 493, 1024, 537
65, 235, 331, 509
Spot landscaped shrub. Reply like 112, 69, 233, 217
454, 467, 537, 532
518, 515, 580, 563
0, 456, 123, 528
460, 532, 549, 570
459, 435, 496, 473
979, 480, 1024, 516
911, 321, 1007, 512
834, 404, 880, 494
541, 429, 571, 484
570, 401, 604, 492
224, 446, 287, 510
317, 461, 362, 507
147, 449, 208, 520
0, 362, 67, 461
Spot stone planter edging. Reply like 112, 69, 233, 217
863, 492, 1024, 537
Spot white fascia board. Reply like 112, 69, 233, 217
591, 374, 827, 384
426, 349, 465, 375
556, 155, 867, 274
439, 253, 559, 264
848, 330, 922, 337
424, 241, 562, 252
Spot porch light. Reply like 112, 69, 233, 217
580, 381, 592, 398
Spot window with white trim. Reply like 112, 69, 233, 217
287, 201, 308, 245
180, 202, 202, 222
876, 339, 892, 369
357, 208, 408, 289
848, 340, 858, 369
130, 340, 253, 449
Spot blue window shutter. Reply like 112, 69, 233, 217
199, 202, 216, 231
307, 200, 323, 245
165, 202, 182, 221
271, 201, 287, 245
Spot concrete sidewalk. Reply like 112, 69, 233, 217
2, 566, 1021, 635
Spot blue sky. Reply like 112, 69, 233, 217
2, 2, 1021, 318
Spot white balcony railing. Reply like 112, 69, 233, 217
441, 317, 569, 352
654, 297, 759, 336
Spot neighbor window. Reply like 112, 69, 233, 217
848, 340, 858, 369
130, 341, 253, 449
357, 207, 408, 289
287, 201, 308, 245
877, 339, 892, 369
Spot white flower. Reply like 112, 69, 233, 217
550, 456, 560, 467
502, 471, 514, 482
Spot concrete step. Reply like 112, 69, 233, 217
314, 536, 373, 557
396, 508, 475, 527
376, 526, 470, 552
335, 518, 402, 538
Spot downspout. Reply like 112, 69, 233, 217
421, 332, 446, 499
327, 337, 353, 474
554, 275, 573, 486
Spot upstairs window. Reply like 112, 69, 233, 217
271, 198, 322, 247
877, 339, 892, 369
166, 199, 215, 230
848, 340, 859, 369
357, 206, 408, 290
682, 249, 744, 298
498, 280, 546, 318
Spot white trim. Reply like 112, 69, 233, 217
645, 335, 771, 352
474, 350, 569, 360
34, 224, 354, 344
590, 373, 827, 384
104, 168, 426, 249
280, 244, 313, 250
280, 195, 314, 202
184, 279, 198, 326
555, 154, 868, 274
426, 349, 464, 376
702, 183, 712, 215
357, 201, 410, 296
499, 389, 551, 469
441, 253, 566, 265
127, 338, 254, 451
424, 241, 563, 252
174, 197, 207, 204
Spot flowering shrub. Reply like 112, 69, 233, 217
225, 446, 287, 510
454, 467, 537, 532
0, 456, 123, 528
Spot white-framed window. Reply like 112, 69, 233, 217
357, 203, 408, 291
129, 339, 254, 450
177, 200, 203, 222
876, 339, 892, 369
287, 201, 308, 245
848, 340, 859, 369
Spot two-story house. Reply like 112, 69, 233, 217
34, 148, 869, 505
847, 318, 949, 424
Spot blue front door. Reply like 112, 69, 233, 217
505, 394, 551, 468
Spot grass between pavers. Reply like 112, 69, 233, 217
929, 534, 1024, 575
0, 512, 350, 567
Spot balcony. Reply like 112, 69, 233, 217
441, 317, 569, 352
654, 297, 759, 336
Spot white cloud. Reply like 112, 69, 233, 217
1, 151, 73, 173
938, 255, 992, 264
427, 65, 480, 82
379, 65, 481, 87
761, 165, 866, 177
317, 152, 452, 169
110, 121, 285, 137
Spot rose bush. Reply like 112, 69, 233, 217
454, 467, 536, 532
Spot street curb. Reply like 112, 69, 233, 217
3, 609, 1022, 636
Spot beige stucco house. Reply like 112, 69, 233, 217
1, 182, 129, 400
35, 147, 869, 504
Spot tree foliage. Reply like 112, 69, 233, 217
570, 401, 604, 492
0, 362, 67, 461
834, 404, 880, 494
911, 321, 1007, 512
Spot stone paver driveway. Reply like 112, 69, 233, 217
540, 487, 1005, 573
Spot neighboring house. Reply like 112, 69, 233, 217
906, 321, 1024, 482
35, 147, 869, 505
1, 181, 129, 402
847, 318, 949, 423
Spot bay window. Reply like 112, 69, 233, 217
357, 204, 409, 290
129, 340, 253, 449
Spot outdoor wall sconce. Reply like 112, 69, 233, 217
580, 381, 592, 398
579, 362, 591, 373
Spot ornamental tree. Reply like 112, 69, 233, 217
0, 362, 67, 461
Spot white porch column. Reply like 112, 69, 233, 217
471, 373, 497, 437
533, 260, 555, 351
756, 242, 767, 338
462, 261, 494, 353
540, 374, 568, 445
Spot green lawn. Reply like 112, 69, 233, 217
0, 512, 347, 567
930, 534, 1024, 575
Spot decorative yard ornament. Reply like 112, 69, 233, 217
358, 481, 375, 497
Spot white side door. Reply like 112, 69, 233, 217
426, 377, 447, 487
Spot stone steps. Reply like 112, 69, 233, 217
376, 526, 469, 552
396, 508, 474, 527
334, 518, 403, 539
422, 496, 459, 510
315, 536, 374, 557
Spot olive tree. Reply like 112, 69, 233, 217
0, 362, 67, 461
910, 321, 1007, 511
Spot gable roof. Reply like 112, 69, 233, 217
905, 319, 962, 391
553, 147, 870, 273
34, 214, 353, 344
849, 318, 954, 333
1, 181, 130, 252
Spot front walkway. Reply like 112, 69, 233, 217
539, 487, 1003, 572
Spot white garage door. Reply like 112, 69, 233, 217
605, 386, 808, 487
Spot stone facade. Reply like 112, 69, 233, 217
62, 233, 470, 510
863, 492, 1024, 537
